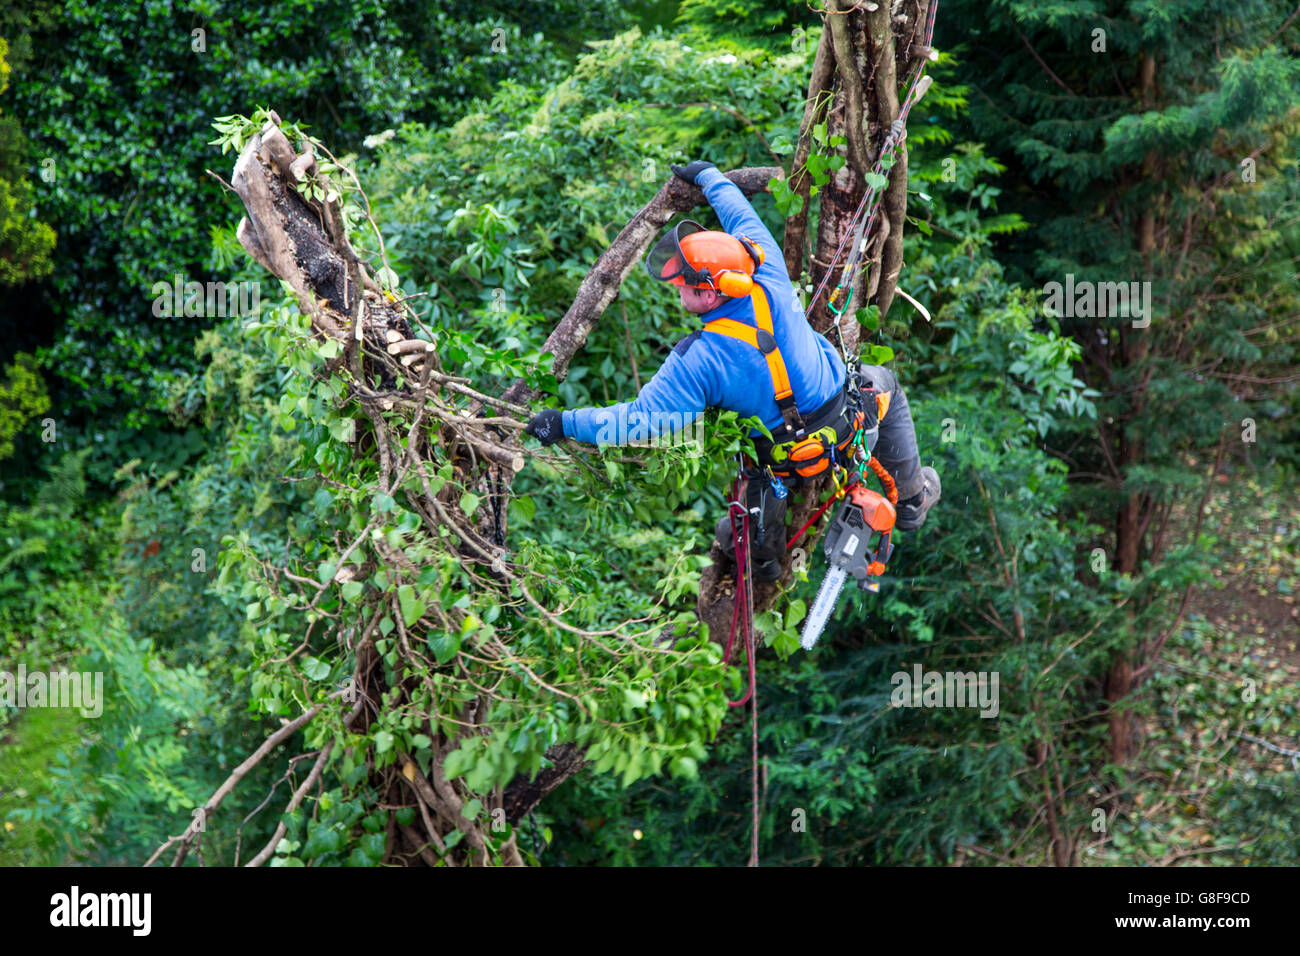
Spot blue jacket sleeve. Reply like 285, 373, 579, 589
561, 340, 716, 446
696, 167, 791, 293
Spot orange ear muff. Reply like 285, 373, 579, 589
737, 236, 765, 268
715, 270, 754, 298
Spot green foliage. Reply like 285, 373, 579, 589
946, 0, 1300, 557
2, 0, 631, 466
6, 1, 1295, 870
0, 352, 49, 460
0, 35, 56, 285
0, 450, 106, 655
0, 702, 80, 864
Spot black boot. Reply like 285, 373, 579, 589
894, 466, 941, 531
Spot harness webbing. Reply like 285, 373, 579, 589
704, 284, 806, 436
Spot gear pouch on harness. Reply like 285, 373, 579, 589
758, 386, 861, 480
753, 368, 891, 481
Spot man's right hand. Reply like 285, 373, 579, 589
671, 160, 717, 184
525, 408, 565, 446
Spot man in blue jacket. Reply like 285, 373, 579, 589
526, 161, 939, 580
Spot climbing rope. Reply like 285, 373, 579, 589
719, 467, 761, 866
721, 473, 757, 709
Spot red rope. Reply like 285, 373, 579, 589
720, 471, 761, 866
723, 474, 756, 708
786, 481, 856, 550
749, 675, 759, 868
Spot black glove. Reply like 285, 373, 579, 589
525, 408, 565, 446
670, 160, 717, 184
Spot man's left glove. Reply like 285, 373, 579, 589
525, 408, 565, 446
670, 160, 717, 184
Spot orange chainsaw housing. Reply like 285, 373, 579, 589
846, 483, 896, 576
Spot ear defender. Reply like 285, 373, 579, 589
714, 237, 763, 296
737, 236, 765, 268
650, 225, 766, 297
715, 270, 755, 298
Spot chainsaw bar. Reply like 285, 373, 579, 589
801, 566, 846, 649
799, 484, 897, 650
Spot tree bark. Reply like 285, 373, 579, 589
1105, 50, 1159, 768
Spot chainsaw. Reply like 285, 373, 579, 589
800, 483, 896, 649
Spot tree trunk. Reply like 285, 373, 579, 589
1104, 50, 1159, 768
763, 2, 929, 593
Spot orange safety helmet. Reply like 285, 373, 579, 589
645, 220, 765, 298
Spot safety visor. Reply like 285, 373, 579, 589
645, 219, 712, 288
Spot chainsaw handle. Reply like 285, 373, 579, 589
846, 484, 897, 533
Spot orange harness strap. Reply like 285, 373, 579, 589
703, 284, 802, 427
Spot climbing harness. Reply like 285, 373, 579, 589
704, 284, 865, 480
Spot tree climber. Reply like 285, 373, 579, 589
525, 161, 940, 581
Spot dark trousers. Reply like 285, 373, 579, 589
715, 364, 924, 563
857, 364, 925, 501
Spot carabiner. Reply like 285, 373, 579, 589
831, 464, 848, 497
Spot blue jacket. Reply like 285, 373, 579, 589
562, 167, 846, 446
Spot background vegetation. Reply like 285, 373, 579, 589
1, 0, 1296, 866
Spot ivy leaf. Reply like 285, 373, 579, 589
459, 492, 480, 516
428, 630, 461, 664
670, 756, 699, 779
303, 656, 330, 681
443, 746, 472, 779
510, 496, 536, 523
785, 599, 807, 629
623, 688, 648, 710
374, 730, 395, 754
398, 585, 427, 627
